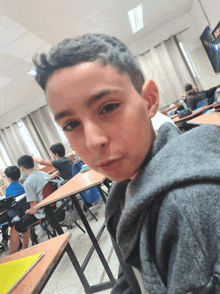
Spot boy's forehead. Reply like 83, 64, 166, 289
46, 60, 129, 93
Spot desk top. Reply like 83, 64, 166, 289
172, 104, 214, 123
50, 170, 59, 178
35, 169, 106, 209
0, 194, 26, 217
39, 166, 56, 174
0, 232, 71, 294
187, 112, 220, 126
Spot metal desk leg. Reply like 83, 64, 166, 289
44, 205, 92, 293
97, 185, 107, 204
70, 194, 115, 283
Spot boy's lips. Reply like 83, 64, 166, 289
97, 157, 123, 170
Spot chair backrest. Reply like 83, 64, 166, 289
195, 98, 209, 109
72, 163, 80, 177
42, 181, 58, 207
71, 160, 85, 177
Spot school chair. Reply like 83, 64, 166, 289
0, 222, 9, 250
71, 163, 99, 221
25, 181, 86, 245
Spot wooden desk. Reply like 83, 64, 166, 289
172, 104, 215, 124
35, 170, 106, 209
187, 112, 220, 126
35, 170, 116, 293
39, 166, 56, 174
0, 233, 72, 294
50, 170, 59, 178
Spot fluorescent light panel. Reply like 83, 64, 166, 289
28, 68, 36, 76
128, 4, 144, 33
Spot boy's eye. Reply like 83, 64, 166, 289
63, 121, 80, 131
100, 103, 120, 115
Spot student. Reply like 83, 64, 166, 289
33, 143, 74, 181
5, 166, 25, 197
9, 155, 51, 254
182, 83, 218, 111
33, 34, 220, 293
0, 166, 25, 250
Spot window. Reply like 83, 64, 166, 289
179, 42, 200, 80
0, 141, 11, 169
48, 109, 69, 145
17, 121, 40, 157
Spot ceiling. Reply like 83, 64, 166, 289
0, 0, 194, 128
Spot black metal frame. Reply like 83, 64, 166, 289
43, 183, 116, 293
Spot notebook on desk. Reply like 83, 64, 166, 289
0, 252, 44, 294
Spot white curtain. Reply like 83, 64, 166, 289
28, 105, 65, 159
0, 124, 30, 165
22, 115, 51, 161
0, 104, 74, 166
136, 37, 195, 109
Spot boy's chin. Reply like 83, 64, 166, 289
102, 170, 137, 182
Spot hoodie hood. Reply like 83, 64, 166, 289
106, 122, 220, 261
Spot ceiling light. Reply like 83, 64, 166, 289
28, 68, 36, 76
128, 4, 144, 34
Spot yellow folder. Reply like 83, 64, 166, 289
0, 252, 44, 294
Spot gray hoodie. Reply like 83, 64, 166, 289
106, 123, 220, 294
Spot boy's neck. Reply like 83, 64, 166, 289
129, 129, 157, 181
25, 168, 35, 176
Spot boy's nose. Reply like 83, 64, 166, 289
84, 121, 109, 151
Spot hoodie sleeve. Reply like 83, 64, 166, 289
110, 237, 142, 294
149, 183, 220, 294
110, 265, 136, 294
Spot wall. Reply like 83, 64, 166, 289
178, 0, 220, 90
130, 0, 220, 92
190, 45, 220, 89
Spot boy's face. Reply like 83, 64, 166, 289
51, 152, 59, 160
46, 61, 158, 181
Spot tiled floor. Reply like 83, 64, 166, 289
0, 200, 119, 294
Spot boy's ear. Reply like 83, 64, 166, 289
141, 79, 159, 118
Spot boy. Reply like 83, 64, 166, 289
33, 34, 220, 293
9, 155, 51, 254
33, 143, 74, 181
0, 166, 25, 250
180, 83, 219, 111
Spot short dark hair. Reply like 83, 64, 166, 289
33, 34, 145, 94
5, 166, 21, 181
17, 155, 34, 169
50, 143, 65, 157
184, 83, 193, 92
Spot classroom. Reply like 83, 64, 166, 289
0, 1, 220, 294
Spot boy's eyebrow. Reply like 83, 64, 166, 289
54, 88, 117, 122
54, 110, 73, 122
85, 88, 116, 108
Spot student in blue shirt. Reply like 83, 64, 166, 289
5, 166, 25, 197
0, 166, 25, 250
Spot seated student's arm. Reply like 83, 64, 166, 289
32, 156, 53, 167
24, 185, 39, 215
205, 87, 217, 98
25, 201, 38, 214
